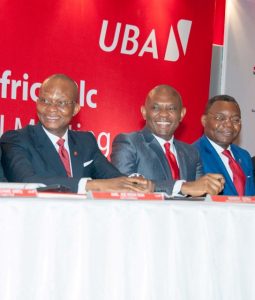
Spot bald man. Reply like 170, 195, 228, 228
111, 84, 224, 197
0, 74, 154, 193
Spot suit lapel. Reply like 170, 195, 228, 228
141, 128, 172, 179
231, 146, 244, 171
230, 145, 249, 191
32, 123, 67, 176
68, 132, 84, 178
202, 136, 237, 194
174, 140, 187, 179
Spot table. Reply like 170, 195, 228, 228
0, 197, 255, 300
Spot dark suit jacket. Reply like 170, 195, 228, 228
111, 127, 204, 194
0, 123, 121, 192
0, 147, 7, 182
193, 135, 255, 196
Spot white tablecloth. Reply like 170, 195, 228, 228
0, 197, 255, 300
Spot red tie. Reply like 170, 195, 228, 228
57, 138, 72, 177
222, 149, 246, 195
164, 142, 180, 180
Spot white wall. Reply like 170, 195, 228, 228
221, 0, 255, 156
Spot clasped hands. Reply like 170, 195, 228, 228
86, 176, 155, 193
86, 173, 225, 196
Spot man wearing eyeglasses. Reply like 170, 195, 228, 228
0, 74, 154, 193
194, 94, 255, 196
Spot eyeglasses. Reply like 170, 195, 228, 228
37, 97, 76, 108
207, 112, 241, 125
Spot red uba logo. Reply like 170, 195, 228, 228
99, 19, 192, 62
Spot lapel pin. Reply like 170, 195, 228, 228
74, 151, 78, 156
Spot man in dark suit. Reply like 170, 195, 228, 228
111, 85, 224, 197
0, 147, 7, 182
0, 74, 154, 193
194, 95, 255, 196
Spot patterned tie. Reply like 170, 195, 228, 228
164, 142, 180, 180
222, 149, 246, 195
57, 138, 72, 177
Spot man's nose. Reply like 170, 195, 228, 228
46, 102, 59, 111
158, 107, 169, 116
223, 117, 234, 127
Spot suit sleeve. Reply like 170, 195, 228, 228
1, 130, 123, 192
111, 134, 139, 175
1, 130, 80, 192
85, 133, 123, 179
111, 134, 204, 195
239, 149, 255, 196
0, 147, 7, 182
111, 134, 176, 193
194, 148, 204, 179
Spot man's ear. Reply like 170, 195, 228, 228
141, 106, 146, 120
180, 107, 186, 122
73, 103, 81, 116
201, 114, 207, 127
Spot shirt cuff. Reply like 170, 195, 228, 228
77, 178, 92, 194
172, 180, 186, 196
128, 173, 144, 178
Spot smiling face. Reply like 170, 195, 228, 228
202, 100, 241, 149
37, 75, 80, 137
141, 85, 186, 141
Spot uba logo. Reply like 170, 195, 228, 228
99, 19, 192, 62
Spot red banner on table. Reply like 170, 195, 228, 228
0, 189, 37, 197
91, 192, 164, 201
210, 195, 255, 204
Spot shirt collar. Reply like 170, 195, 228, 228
153, 134, 174, 148
205, 136, 231, 155
42, 126, 69, 146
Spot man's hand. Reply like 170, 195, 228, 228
181, 174, 225, 197
86, 176, 155, 193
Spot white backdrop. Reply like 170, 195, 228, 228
221, 0, 255, 156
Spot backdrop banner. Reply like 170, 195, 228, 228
0, 1, 215, 156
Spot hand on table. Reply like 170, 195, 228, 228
86, 176, 155, 193
180, 174, 225, 197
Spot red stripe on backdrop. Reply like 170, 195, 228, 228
0, 0, 216, 157
213, 0, 226, 45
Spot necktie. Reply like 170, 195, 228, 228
164, 142, 180, 180
222, 149, 246, 195
57, 138, 72, 177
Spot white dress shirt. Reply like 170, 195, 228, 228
153, 135, 185, 196
206, 137, 234, 180
42, 127, 89, 194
